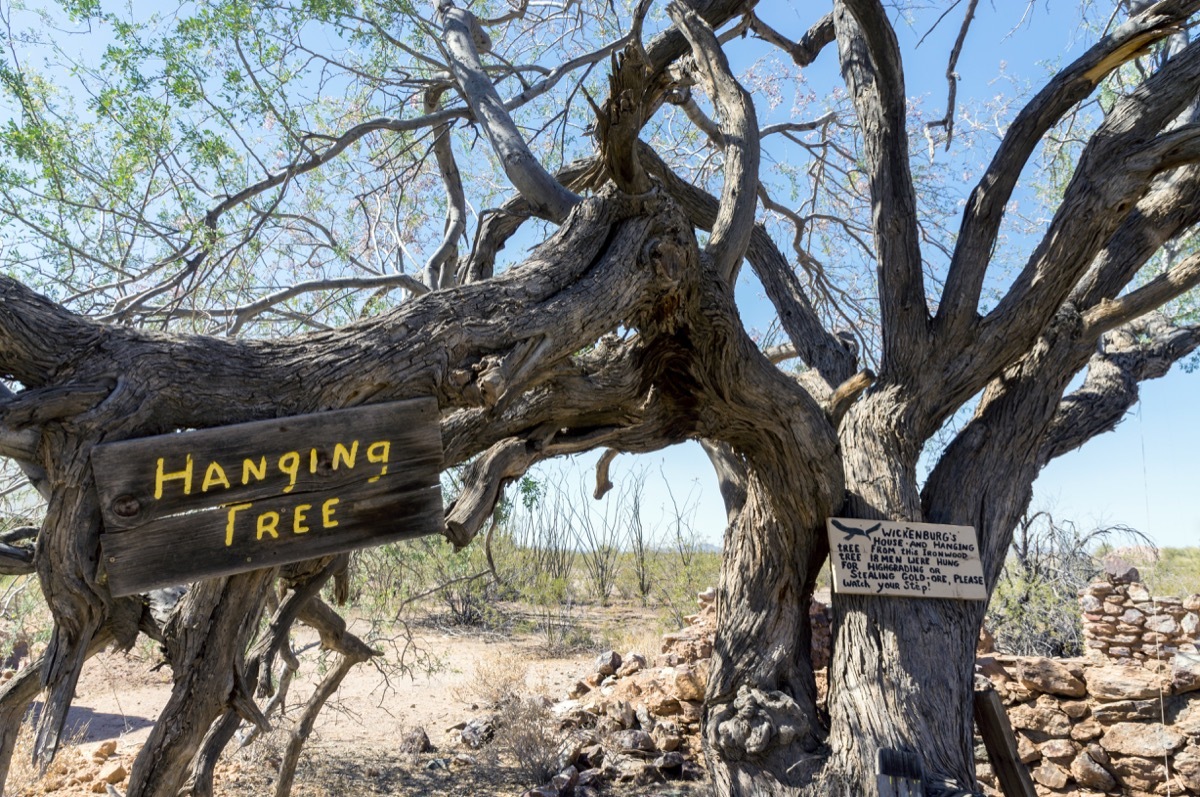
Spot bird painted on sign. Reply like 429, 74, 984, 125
831, 519, 882, 541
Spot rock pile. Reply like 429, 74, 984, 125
976, 654, 1200, 796
507, 588, 833, 796
18, 740, 131, 795
1080, 572, 1200, 662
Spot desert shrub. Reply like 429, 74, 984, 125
525, 572, 596, 654
1139, 546, 1200, 597
988, 512, 1148, 656
493, 697, 564, 786
457, 652, 529, 708
652, 476, 721, 627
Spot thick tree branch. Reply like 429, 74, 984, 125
438, 1, 580, 223
639, 145, 857, 386
1041, 317, 1200, 464
935, 0, 1200, 339
1072, 164, 1200, 309
668, 2, 760, 283
835, 0, 928, 377
422, 87, 469, 291
1082, 249, 1200, 336
460, 158, 596, 284
643, 0, 762, 75
968, 42, 1200, 387
748, 12, 835, 68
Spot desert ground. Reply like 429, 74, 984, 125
4, 599, 714, 797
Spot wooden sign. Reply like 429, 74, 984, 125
92, 398, 443, 596
826, 518, 987, 601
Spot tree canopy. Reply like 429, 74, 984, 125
2, 0, 1200, 795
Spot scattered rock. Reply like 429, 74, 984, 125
616, 653, 647, 678
398, 726, 432, 754
98, 762, 127, 785
612, 729, 656, 754
91, 740, 118, 762
654, 751, 686, 774
551, 765, 578, 793
651, 721, 682, 752
615, 757, 650, 783
459, 716, 495, 749
1103, 558, 1139, 584
595, 651, 622, 677
567, 680, 591, 699
673, 663, 707, 702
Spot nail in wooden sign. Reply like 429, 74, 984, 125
92, 398, 443, 596
826, 518, 987, 601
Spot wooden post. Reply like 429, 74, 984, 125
973, 684, 1037, 797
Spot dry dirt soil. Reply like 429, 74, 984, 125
6, 603, 713, 797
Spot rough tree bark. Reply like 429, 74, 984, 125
2, 1, 1200, 796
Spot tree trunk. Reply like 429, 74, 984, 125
126, 571, 273, 797
705, 472, 830, 796
822, 389, 981, 793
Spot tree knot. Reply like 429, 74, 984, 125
705, 684, 822, 761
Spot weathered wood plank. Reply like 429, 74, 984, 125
102, 485, 442, 596
974, 685, 1038, 797
91, 398, 444, 596
92, 398, 441, 530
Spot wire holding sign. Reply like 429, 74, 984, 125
826, 518, 988, 601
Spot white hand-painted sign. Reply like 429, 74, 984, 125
826, 518, 988, 601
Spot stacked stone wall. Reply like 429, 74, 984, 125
1081, 580, 1200, 661
971, 573, 1200, 796
975, 652, 1200, 796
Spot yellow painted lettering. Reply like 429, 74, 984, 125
309, 448, 318, 473
257, 511, 280, 540
332, 441, 358, 470
154, 455, 194, 499
366, 441, 390, 483
224, 502, 252, 546
322, 497, 340, 528
242, 457, 267, 484
278, 451, 300, 493
293, 504, 311, 534
201, 461, 231, 492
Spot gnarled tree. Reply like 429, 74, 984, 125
1, 0, 1200, 795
